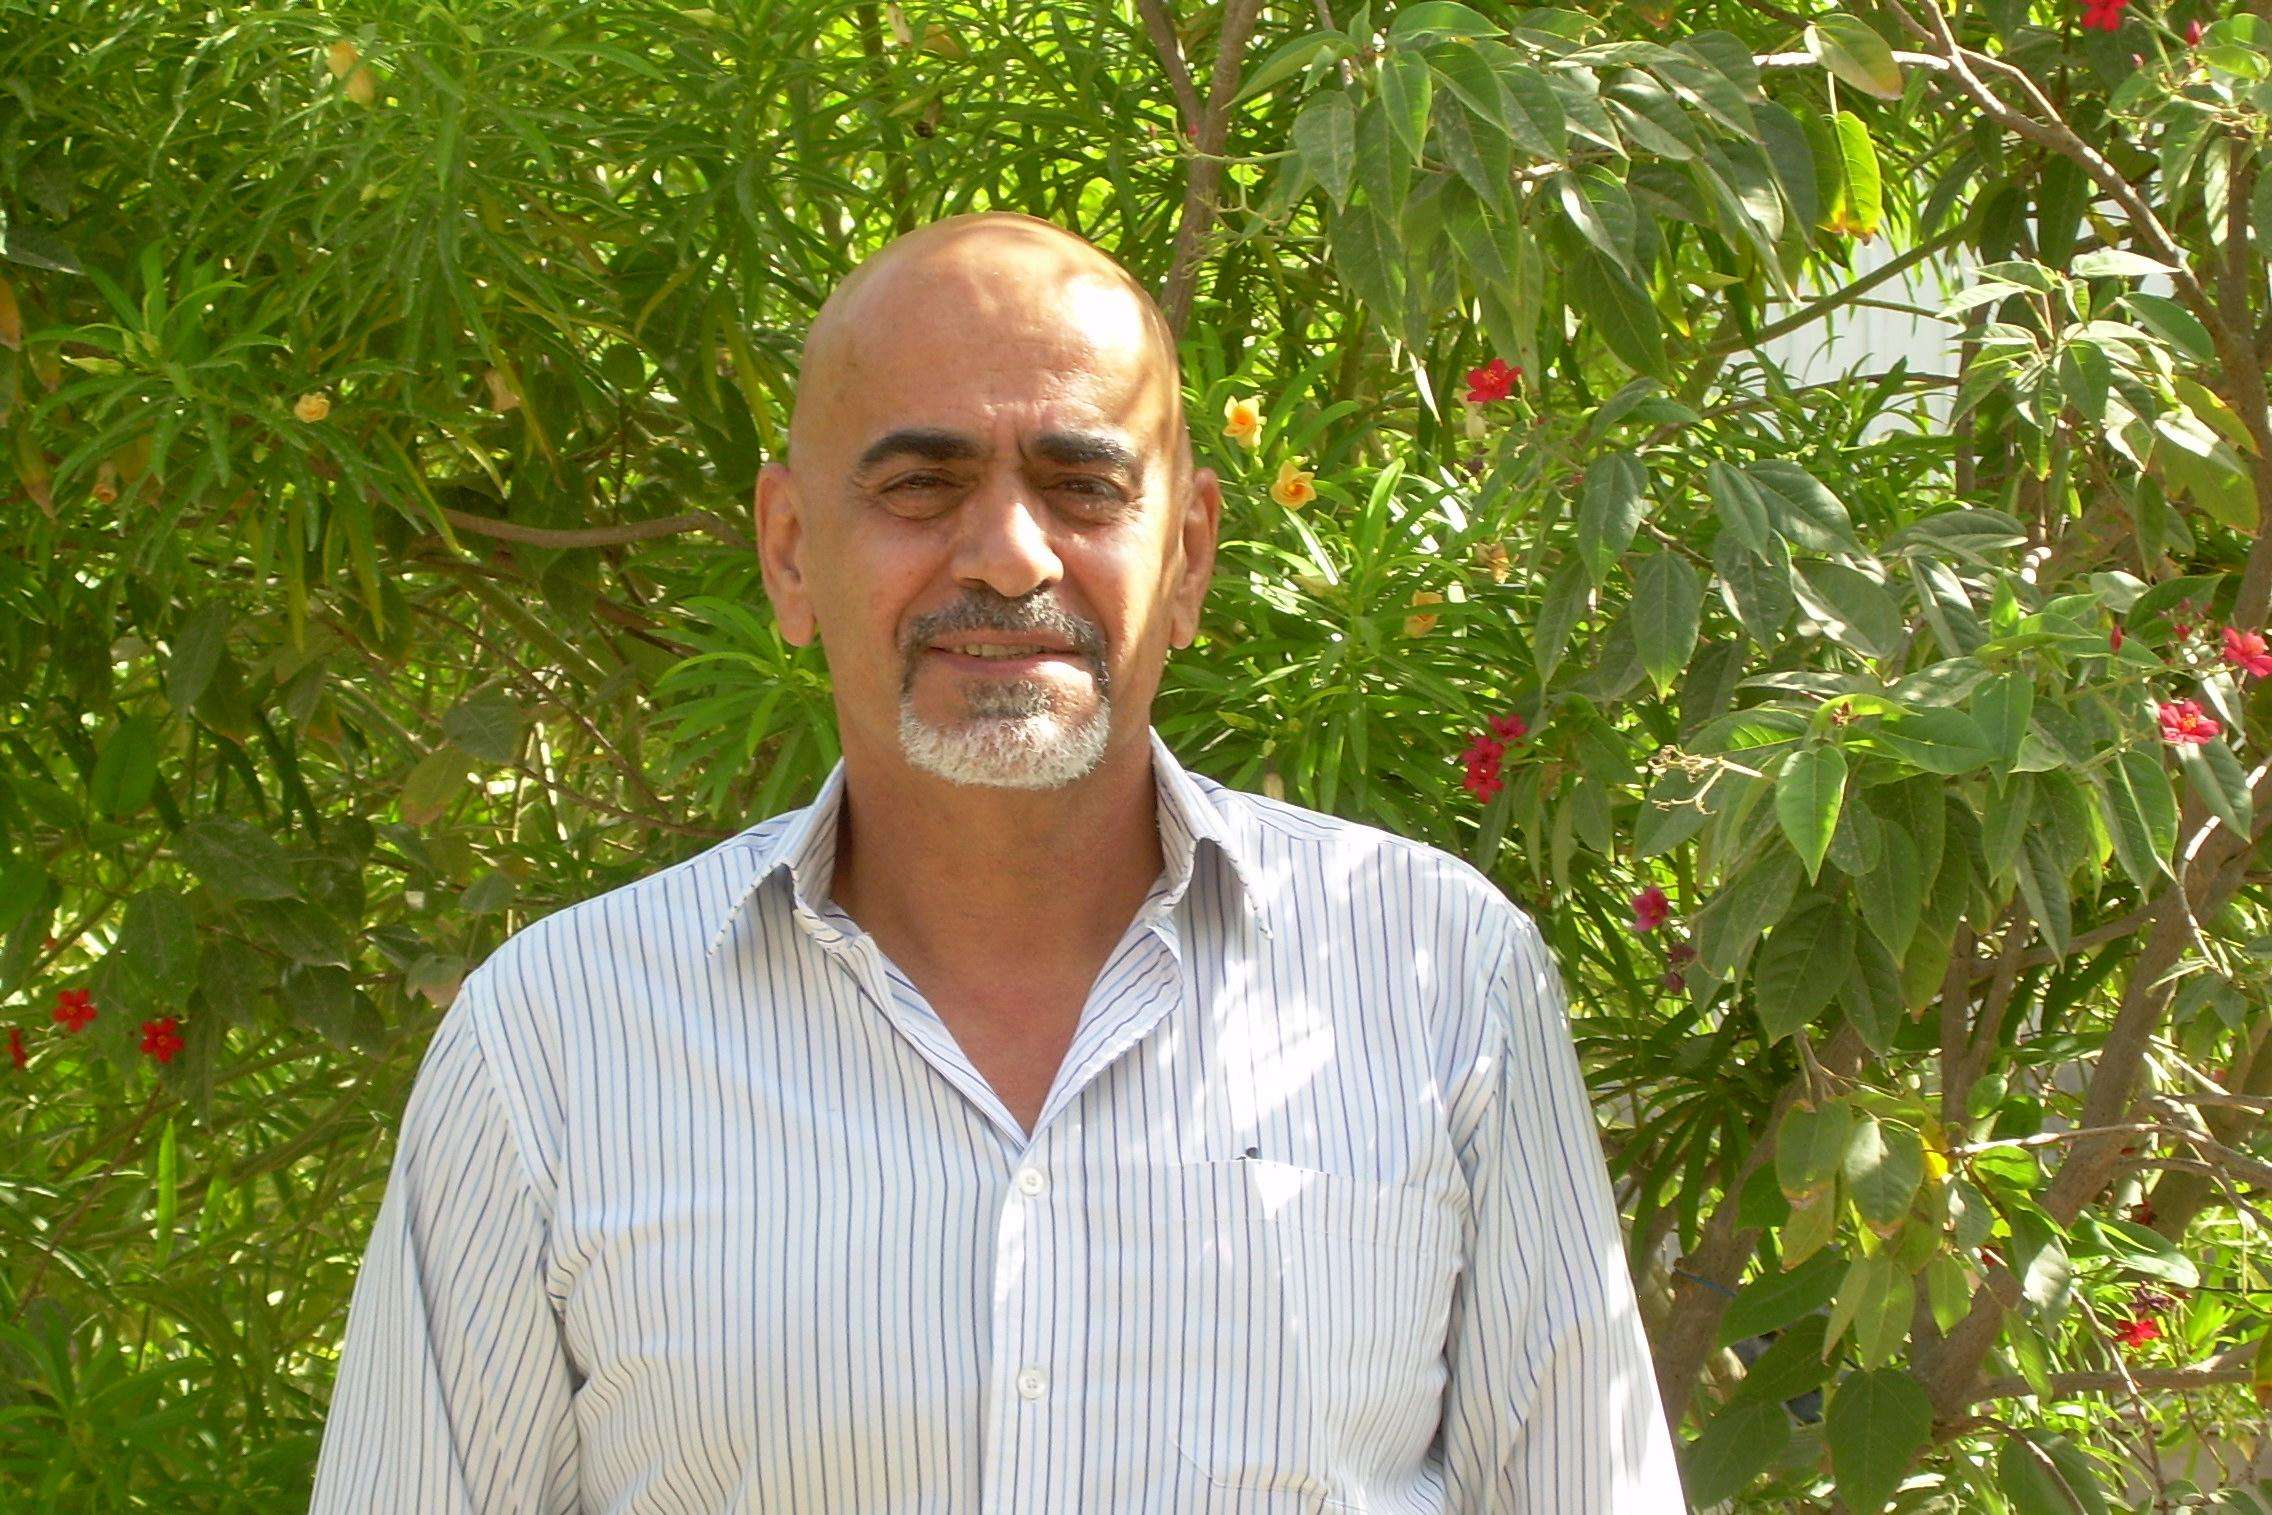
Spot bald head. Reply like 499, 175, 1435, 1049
788, 213, 1192, 488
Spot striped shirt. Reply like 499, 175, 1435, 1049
310, 726, 1685, 1513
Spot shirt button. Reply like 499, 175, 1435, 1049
1014, 1166, 1047, 1196
1015, 1367, 1048, 1400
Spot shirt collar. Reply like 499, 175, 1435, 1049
705, 725, 1269, 958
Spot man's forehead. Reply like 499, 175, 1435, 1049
791, 215, 1183, 469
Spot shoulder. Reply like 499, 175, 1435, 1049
1192, 770, 1539, 949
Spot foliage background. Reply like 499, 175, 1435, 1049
3, 0, 2271, 1508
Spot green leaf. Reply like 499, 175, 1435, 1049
178, 818, 298, 904
1630, 552, 1702, 695
1555, 169, 1639, 280
1746, 460, 1861, 554
1331, 210, 1406, 344
1292, 92, 1358, 207
1532, 556, 1592, 682
2092, 1215, 2201, 1289
1753, 900, 1855, 1042
1233, 31, 1353, 104
1706, 460, 1774, 557
1874, 707, 1996, 775
1998, 1429, 2110, 1515
1714, 531, 1796, 646
1379, 51, 1432, 164
1694, 844, 1803, 980
153, 1115, 179, 1266
2016, 826, 2073, 960
1842, 1114, 1924, 1233
1721, 1251, 1844, 1344
2101, 746, 2179, 888
1733, 1313, 1834, 1406
1777, 1098, 1854, 1198
1825, 1254, 1913, 1368
1824, 110, 1883, 239
1775, 745, 1847, 882
1387, 1, 1500, 43
1493, 59, 1567, 159
1683, 1395, 1789, 1506
1840, 930, 1907, 1054
1826, 1369, 1933, 1514
1806, 16, 1904, 100
118, 888, 198, 1008
1924, 1254, 1972, 1332
166, 603, 232, 714
402, 748, 475, 828
1975, 671, 2033, 769
1793, 561, 1904, 659
1576, 451, 1650, 582
1568, 253, 1666, 378
90, 714, 162, 820
442, 692, 526, 766
2176, 736, 2253, 838
1432, 90, 1515, 217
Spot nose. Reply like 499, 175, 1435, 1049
950, 473, 1063, 602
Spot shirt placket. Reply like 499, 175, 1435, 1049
984, 906, 1183, 1513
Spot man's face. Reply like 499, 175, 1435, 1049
757, 228, 1219, 790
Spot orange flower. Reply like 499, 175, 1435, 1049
294, 392, 331, 423
326, 40, 360, 78
1270, 457, 1316, 510
1403, 590, 1443, 637
344, 65, 378, 106
1473, 540, 1511, 583
1221, 394, 1263, 449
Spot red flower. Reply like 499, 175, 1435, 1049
52, 988, 96, 1033
2130, 1199, 2157, 1227
2157, 699, 2220, 745
138, 1016, 184, 1065
2185, 17, 2205, 44
2080, 0, 2128, 31
2109, 622, 2125, 652
2221, 625, 2272, 678
1460, 732, 1507, 802
2112, 1317, 2161, 1349
1662, 969, 1686, 993
7, 1026, 24, 1070
1464, 358, 1521, 404
1631, 885, 1671, 932
2171, 597, 2201, 641
1488, 711, 1528, 742
1666, 940, 1698, 966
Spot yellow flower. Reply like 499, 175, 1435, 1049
1222, 394, 1263, 448
293, 392, 331, 423
326, 40, 360, 79
344, 64, 378, 106
1403, 590, 1443, 637
1473, 540, 1511, 584
1270, 456, 1316, 510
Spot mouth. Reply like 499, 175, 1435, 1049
924, 642, 1088, 676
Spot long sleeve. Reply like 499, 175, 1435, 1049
309, 979, 582, 1514
1437, 911, 1687, 1512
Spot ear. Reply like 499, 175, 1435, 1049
755, 461, 818, 646
1166, 465, 1221, 650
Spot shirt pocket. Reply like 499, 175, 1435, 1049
1152, 1157, 1462, 1505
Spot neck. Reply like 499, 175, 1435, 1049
826, 724, 1168, 974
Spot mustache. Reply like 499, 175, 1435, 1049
904, 599, 1102, 658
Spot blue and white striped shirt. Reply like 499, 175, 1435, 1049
311, 726, 1684, 1512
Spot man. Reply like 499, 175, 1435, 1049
311, 212, 1685, 1512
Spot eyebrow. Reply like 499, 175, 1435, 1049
853, 427, 1144, 488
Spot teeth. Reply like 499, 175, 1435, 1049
948, 644, 1051, 659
